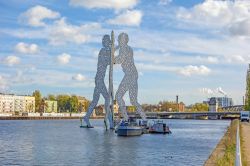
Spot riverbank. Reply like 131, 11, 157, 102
240, 122, 250, 166
204, 119, 237, 166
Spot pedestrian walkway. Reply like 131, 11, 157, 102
241, 122, 250, 165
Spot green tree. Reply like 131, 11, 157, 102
47, 94, 56, 101
40, 99, 48, 113
57, 95, 70, 112
32, 90, 42, 112
70, 95, 79, 112
190, 103, 209, 112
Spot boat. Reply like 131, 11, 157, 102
116, 118, 143, 136
149, 120, 171, 134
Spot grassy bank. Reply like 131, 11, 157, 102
204, 119, 238, 166
240, 123, 248, 166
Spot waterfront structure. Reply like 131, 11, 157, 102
245, 64, 250, 110
0, 93, 35, 113
44, 100, 57, 113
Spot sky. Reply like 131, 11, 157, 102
0, 0, 249, 105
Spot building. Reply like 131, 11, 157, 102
0, 94, 14, 113
206, 97, 233, 108
209, 97, 218, 112
177, 102, 185, 112
113, 100, 119, 114
217, 97, 233, 107
44, 100, 58, 113
25, 96, 35, 113
77, 96, 89, 112
0, 94, 35, 113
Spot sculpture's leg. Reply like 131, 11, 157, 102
101, 84, 113, 129
129, 80, 146, 121
115, 79, 129, 121
83, 87, 100, 127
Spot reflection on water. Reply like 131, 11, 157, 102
0, 119, 230, 166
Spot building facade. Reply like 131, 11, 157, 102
217, 97, 233, 107
0, 94, 35, 113
206, 97, 233, 108
77, 96, 89, 112
44, 100, 58, 113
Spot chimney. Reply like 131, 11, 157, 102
176, 95, 179, 104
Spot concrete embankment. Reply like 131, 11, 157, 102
204, 120, 238, 166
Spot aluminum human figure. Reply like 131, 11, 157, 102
83, 35, 113, 128
114, 32, 146, 121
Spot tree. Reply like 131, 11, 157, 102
189, 103, 209, 112
32, 90, 42, 112
40, 99, 48, 113
70, 95, 78, 112
47, 94, 56, 101
245, 67, 250, 110
57, 95, 70, 112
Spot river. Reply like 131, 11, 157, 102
0, 119, 230, 166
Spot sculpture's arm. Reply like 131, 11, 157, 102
114, 49, 124, 64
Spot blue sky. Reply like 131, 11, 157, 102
0, 0, 249, 105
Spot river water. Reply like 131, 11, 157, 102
0, 119, 230, 166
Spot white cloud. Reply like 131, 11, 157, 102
69, 0, 138, 10
47, 18, 99, 45
178, 65, 211, 76
176, 0, 250, 36
159, 0, 172, 5
3, 56, 20, 66
15, 42, 39, 54
57, 53, 71, 64
229, 19, 250, 37
107, 10, 143, 26
196, 56, 219, 64
226, 55, 246, 64
19, 5, 60, 27
72, 73, 86, 81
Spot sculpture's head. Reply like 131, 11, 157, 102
102, 35, 111, 48
118, 32, 129, 47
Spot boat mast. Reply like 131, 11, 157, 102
109, 30, 115, 129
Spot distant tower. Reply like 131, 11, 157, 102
209, 97, 218, 112
209, 97, 218, 119
245, 64, 250, 110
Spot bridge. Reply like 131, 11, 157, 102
128, 111, 241, 119
221, 105, 244, 112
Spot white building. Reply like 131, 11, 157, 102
206, 96, 233, 108
0, 94, 35, 113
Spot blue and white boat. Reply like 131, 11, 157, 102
116, 119, 143, 136
149, 120, 171, 134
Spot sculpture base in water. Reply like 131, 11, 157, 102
80, 125, 94, 128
